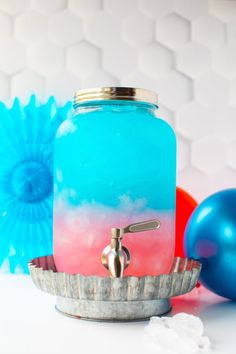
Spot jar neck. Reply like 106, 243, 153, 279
73, 99, 158, 115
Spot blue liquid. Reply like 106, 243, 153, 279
55, 101, 176, 211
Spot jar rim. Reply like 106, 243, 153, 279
73, 87, 158, 109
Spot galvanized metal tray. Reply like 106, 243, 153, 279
29, 256, 201, 321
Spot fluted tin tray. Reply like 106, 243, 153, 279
29, 256, 201, 321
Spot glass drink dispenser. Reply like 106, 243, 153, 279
53, 87, 176, 277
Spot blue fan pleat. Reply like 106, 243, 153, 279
0, 95, 72, 273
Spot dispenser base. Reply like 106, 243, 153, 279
29, 256, 201, 322
55, 296, 171, 321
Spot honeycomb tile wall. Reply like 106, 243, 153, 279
0, 0, 235, 202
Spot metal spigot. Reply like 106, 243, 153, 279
101, 219, 161, 278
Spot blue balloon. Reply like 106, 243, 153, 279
184, 189, 236, 301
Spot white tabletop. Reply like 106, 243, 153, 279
0, 275, 235, 354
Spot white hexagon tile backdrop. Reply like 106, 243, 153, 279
0, 0, 236, 202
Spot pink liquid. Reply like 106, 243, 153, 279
54, 201, 175, 277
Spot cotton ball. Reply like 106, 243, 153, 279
149, 316, 169, 327
169, 313, 204, 340
175, 336, 199, 354
144, 322, 179, 344
149, 316, 162, 325
144, 322, 180, 353
144, 323, 197, 354
155, 331, 185, 354
144, 313, 210, 354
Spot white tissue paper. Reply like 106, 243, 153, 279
144, 313, 210, 354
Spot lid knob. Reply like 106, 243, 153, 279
101, 219, 161, 278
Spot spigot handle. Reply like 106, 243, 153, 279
123, 219, 161, 234
111, 219, 161, 239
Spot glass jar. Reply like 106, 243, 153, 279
53, 87, 176, 277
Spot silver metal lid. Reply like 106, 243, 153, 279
73, 87, 158, 108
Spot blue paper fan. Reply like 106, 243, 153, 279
0, 95, 72, 273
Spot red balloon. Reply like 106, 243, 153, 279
175, 187, 198, 257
